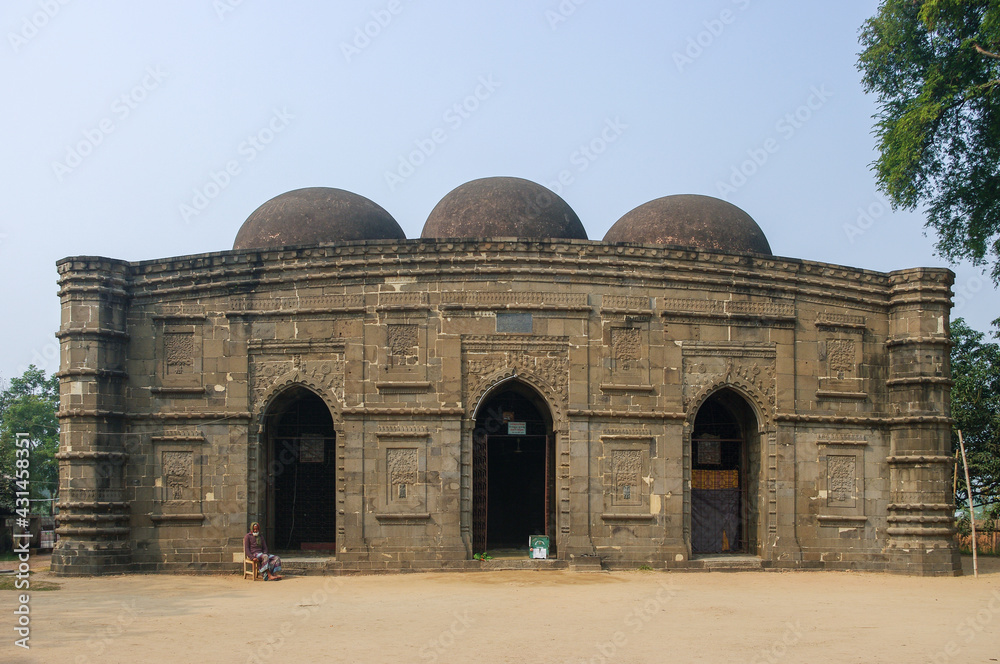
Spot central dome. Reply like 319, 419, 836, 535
421, 177, 588, 240
233, 187, 405, 250
603, 194, 771, 255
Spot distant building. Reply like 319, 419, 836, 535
51, 177, 960, 575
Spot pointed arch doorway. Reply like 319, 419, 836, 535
262, 385, 337, 552
690, 389, 761, 555
472, 380, 556, 555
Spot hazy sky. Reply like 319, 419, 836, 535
2, 1, 997, 381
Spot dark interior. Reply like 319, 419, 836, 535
474, 384, 554, 552
266, 387, 337, 551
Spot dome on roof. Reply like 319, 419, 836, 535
603, 194, 771, 255
233, 187, 405, 250
420, 177, 588, 240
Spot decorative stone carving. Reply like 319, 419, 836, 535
387, 324, 418, 366
388, 448, 418, 500
613, 450, 642, 505
250, 355, 345, 412
464, 336, 569, 414
162, 451, 192, 500
826, 339, 856, 376
682, 348, 776, 422
611, 328, 640, 372
827, 455, 856, 506
164, 333, 194, 374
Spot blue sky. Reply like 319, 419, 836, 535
1, 0, 997, 380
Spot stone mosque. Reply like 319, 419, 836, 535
51, 177, 960, 575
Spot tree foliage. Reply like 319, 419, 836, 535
950, 318, 1000, 513
0, 366, 60, 514
858, 1, 1000, 284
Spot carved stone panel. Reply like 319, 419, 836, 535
163, 451, 193, 500
681, 342, 776, 419
827, 455, 857, 508
164, 333, 194, 375
817, 337, 865, 397
463, 336, 569, 412
611, 328, 640, 373
612, 450, 642, 506
249, 343, 345, 412
387, 448, 419, 502
158, 322, 203, 387
387, 324, 419, 368
823, 339, 857, 378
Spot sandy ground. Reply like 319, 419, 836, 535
2, 556, 999, 664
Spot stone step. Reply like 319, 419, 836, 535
689, 556, 763, 571
477, 558, 569, 570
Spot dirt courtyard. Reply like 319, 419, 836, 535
3, 556, 999, 664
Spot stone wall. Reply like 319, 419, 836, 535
51, 239, 961, 575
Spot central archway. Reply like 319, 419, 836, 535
262, 385, 337, 552
690, 388, 761, 555
472, 380, 556, 554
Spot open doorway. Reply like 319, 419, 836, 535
472, 381, 555, 555
263, 385, 336, 552
690, 389, 760, 555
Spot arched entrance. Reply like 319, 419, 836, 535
472, 381, 556, 554
262, 385, 337, 552
690, 389, 760, 554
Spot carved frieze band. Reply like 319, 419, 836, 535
681, 341, 777, 359
816, 434, 868, 447
661, 299, 794, 322
601, 295, 653, 314
375, 292, 429, 311
229, 294, 365, 315
442, 292, 589, 312
815, 313, 866, 330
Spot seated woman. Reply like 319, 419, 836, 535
244, 522, 283, 580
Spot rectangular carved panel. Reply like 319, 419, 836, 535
162, 450, 193, 500
827, 455, 857, 508
611, 328, 640, 372
387, 448, 419, 502
612, 449, 642, 506
387, 324, 419, 367
164, 333, 194, 375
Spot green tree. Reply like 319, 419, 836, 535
858, 1, 1000, 285
0, 366, 60, 514
950, 318, 1000, 515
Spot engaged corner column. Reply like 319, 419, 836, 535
884, 268, 960, 576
